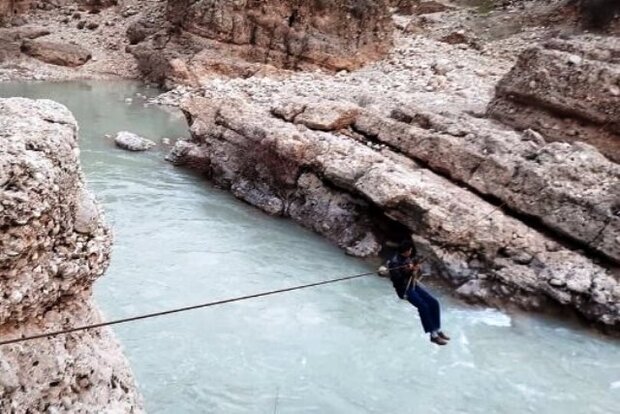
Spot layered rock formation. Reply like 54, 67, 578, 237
168, 96, 620, 330
0, 0, 115, 21
488, 36, 620, 163
0, 0, 34, 22
21, 38, 92, 66
129, 0, 394, 86
0, 98, 143, 412
0, 25, 49, 62
356, 105, 620, 264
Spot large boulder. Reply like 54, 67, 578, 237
488, 36, 620, 162
0, 98, 143, 412
0, 26, 49, 62
21, 38, 92, 67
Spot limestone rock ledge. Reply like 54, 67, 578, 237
0, 98, 143, 413
169, 97, 620, 331
488, 35, 620, 163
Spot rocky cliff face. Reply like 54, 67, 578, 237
168, 95, 620, 330
153, 12, 620, 331
0, 0, 33, 18
0, 98, 143, 412
488, 36, 620, 163
129, 0, 393, 87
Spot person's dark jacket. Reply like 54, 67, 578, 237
388, 253, 420, 299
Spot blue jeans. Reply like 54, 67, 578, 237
406, 284, 441, 333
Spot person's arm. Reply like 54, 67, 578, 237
409, 257, 422, 282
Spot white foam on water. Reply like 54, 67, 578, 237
513, 383, 545, 399
610, 381, 620, 390
454, 308, 512, 327
449, 361, 476, 369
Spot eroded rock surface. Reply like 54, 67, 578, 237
354, 104, 620, 264
21, 38, 92, 67
168, 96, 620, 330
129, 0, 394, 86
0, 98, 143, 412
488, 36, 620, 162
0, 26, 50, 62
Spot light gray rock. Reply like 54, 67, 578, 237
488, 36, 620, 162
355, 104, 620, 264
169, 96, 620, 330
114, 131, 156, 151
74, 187, 99, 234
0, 98, 143, 412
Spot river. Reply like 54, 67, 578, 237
1, 80, 618, 414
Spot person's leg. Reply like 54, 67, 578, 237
406, 286, 434, 333
416, 285, 450, 340
415, 285, 441, 333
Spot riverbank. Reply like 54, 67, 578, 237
0, 1, 144, 82
4, 80, 619, 414
1, 1, 618, 332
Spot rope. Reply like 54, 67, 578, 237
0, 270, 378, 347
0, 196, 510, 347
0, 138, 581, 347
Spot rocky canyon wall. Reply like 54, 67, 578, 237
0, 0, 35, 22
0, 98, 143, 412
167, 96, 620, 331
129, 0, 394, 87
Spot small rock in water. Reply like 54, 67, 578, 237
161, 137, 171, 145
114, 131, 156, 152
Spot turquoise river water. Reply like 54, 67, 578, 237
1, 81, 619, 414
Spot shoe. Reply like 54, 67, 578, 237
430, 336, 448, 346
438, 331, 450, 341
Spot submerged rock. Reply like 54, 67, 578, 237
0, 98, 143, 412
114, 131, 156, 151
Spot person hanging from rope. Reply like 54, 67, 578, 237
388, 240, 450, 346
